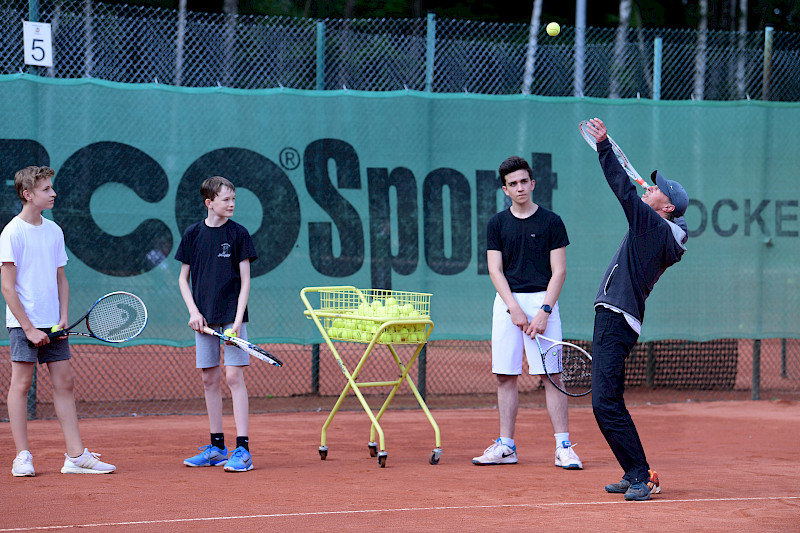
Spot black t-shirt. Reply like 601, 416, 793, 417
486, 206, 569, 293
175, 219, 258, 324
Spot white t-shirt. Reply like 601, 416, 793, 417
0, 216, 68, 328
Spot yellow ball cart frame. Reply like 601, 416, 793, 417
300, 286, 442, 468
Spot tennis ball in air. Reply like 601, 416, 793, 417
50, 324, 60, 333
223, 328, 236, 338
546, 22, 560, 36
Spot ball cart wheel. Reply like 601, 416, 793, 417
429, 447, 443, 465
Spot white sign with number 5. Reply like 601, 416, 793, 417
23, 21, 53, 67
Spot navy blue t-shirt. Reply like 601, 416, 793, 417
486, 206, 569, 293
175, 219, 258, 324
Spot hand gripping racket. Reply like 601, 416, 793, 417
535, 334, 593, 397
201, 326, 283, 367
42, 291, 148, 344
579, 120, 651, 188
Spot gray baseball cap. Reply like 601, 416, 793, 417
652, 170, 689, 217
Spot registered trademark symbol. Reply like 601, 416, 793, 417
280, 147, 301, 170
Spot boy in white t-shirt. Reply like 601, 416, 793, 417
0, 166, 115, 476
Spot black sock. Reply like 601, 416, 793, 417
236, 436, 249, 451
211, 433, 225, 451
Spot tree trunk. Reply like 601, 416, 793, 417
609, 0, 631, 98
222, 0, 238, 86
522, 0, 543, 95
83, 0, 93, 77
175, 0, 187, 86
574, 0, 586, 97
694, 0, 708, 100
736, 0, 748, 99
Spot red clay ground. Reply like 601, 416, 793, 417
1, 400, 799, 532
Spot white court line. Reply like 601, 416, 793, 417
2, 496, 799, 532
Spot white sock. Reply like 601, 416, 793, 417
555, 433, 570, 447
499, 437, 515, 448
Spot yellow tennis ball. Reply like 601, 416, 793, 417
51, 324, 60, 333
223, 328, 236, 338
546, 22, 560, 36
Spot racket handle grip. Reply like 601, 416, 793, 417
26, 329, 65, 347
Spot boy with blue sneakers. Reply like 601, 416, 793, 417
177, 176, 258, 472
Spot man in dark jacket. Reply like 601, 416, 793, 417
584, 118, 689, 501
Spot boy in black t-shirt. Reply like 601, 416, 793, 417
472, 156, 583, 471
176, 176, 258, 472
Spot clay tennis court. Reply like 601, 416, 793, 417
2, 400, 798, 532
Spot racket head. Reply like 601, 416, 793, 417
86, 292, 148, 342
580, 120, 650, 188
225, 335, 283, 367
537, 336, 592, 397
578, 120, 599, 151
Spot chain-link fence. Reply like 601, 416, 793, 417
1, 1, 799, 100
1, 337, 798, 420
0, 2, 799, 421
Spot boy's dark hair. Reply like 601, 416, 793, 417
200, 176, 235, 202
498, 156, 533, 186
15, 166, 55, 203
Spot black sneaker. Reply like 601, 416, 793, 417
605, 479, 631, 493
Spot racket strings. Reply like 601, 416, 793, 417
546, 345, 591, 393
559, 346, 592, 392
87, 293, 147, 342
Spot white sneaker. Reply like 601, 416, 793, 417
61, 448, 116, 474
472, 439, 517, 465
554, 441, 582, 470
12, 450, 35, 477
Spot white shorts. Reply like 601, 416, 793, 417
491, 292, 562, 375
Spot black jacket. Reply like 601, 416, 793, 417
593, 138, 688, 323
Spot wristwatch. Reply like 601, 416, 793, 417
540, 304, 552, 314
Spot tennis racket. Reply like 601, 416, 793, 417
535, 334, 593, 397
40, 291, 147, 344
579, 120, 651, 188
201, 326, 283, 367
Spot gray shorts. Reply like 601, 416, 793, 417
8, 327, 71, 364
195, 323, 249, 369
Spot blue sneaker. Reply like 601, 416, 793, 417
223, 446, 253, 472
184, 445, 228, 467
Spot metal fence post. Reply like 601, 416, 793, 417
27, 366, 37, 419
781, 338, 787, 378
417, 344, 427, 400
653, 37, 662, 100
315, 21, 325, 91
762, 26, 774, 101
645, 342, 656, 388
311, 343, 320, 395
28, 0, 39, 21
752, 339, 761, 400
425, 13, 436, 92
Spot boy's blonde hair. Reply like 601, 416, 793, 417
15, 166, 55, 203
200, 176, 235, 203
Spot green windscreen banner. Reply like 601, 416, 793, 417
0, 74, 797, 344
